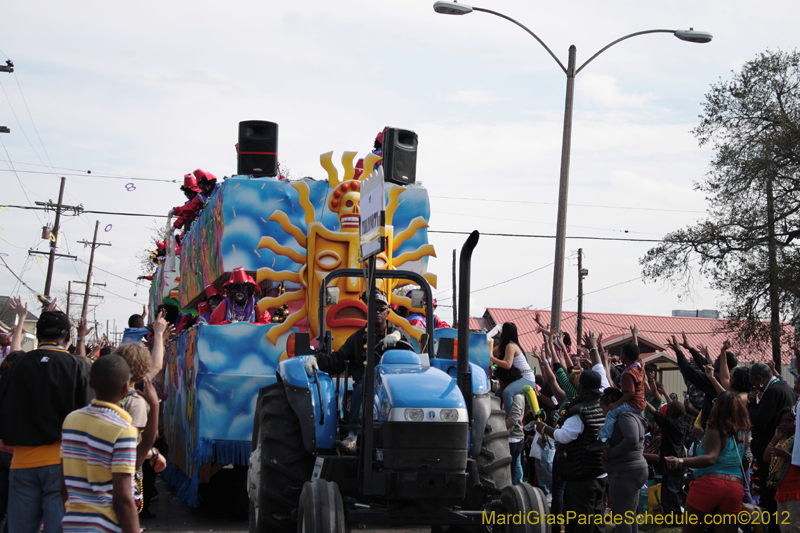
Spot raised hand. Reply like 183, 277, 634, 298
666, 336, 680, 353
10, 296, 27, 320
698, 344, 710, 358
722, 340, 732, 353
78, 317, 94, 340
680, 333, 692, 350
152, 310, 168, 337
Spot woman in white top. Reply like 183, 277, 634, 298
490, 322, 537, 415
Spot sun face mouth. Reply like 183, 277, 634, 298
326, 299, 368, 328
340, 215, 360, 230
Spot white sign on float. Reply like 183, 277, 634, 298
359, 166, 385, 259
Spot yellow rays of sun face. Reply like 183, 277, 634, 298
253, 151, 438, 349
255, 182, 315, 345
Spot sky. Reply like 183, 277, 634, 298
1, 0, 798, 338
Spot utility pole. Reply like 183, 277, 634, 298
452, 249, 458, 329
31, 177, 83, 302
78, 221, 111, 324
66, 281, 71, 318
576, 248, 588, 343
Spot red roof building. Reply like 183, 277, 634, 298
478, 308, 794, 365
474, 308, 797, 398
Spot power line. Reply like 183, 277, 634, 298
431, 195, 705, 214
438, 261, 555, 303
0, 167, 176, 183
2, 205, 167, 218
429, 230, 664, 243
77, 258, 140, 286
0, 139, 44, 226
435, 210, 663, 236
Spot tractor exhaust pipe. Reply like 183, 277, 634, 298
457, 230, 479, 419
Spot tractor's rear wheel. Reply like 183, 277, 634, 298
297, 479, 346, 533
254, 383, 315, 533
475, 395, 513, 490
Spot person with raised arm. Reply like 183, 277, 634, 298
669, 333, 737, 429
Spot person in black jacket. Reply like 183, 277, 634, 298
0, 311, 92, 532
536, 370, 605, 533
304, 289, 412, 453
749, 361, 796, 526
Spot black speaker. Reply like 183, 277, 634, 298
381, 127, 417, 185
237, 120, 278, 177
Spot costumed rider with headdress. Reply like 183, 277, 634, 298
194, 169, 218, 202
169, 174, 203, 231
196, 285, 223, 325
304, 288, 413, 454
405, 290, 450, 330
208, 267, 271, 325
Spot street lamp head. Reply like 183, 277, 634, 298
674, 29, 713, 44
433, 1, 473, 15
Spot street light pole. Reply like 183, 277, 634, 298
551, 45, 576, 332
432, 2, 712, 331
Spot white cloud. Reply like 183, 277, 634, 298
444, 89, 502, 106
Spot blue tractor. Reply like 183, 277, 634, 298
247, 231, 550, 532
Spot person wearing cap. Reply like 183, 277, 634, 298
204, 284, 223, 314
194, 169, 218, 202
304, 288, 412, 454
208, 268, 270, 325
535, 370, 606, 532
0, 310, 93, 532
169, 174, 204, 231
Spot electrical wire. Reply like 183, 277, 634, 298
438, 261, 555, 303
0, 141, 44, 226
431, 195, 705, 214
435, 210, 663, 236
429, 229, 663, 243
0, 167, 176, 183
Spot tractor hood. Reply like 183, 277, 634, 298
374, 350, 468, 423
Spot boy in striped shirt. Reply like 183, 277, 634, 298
60, 354, 156, 533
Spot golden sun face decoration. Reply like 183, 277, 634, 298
255, 151, 438, 350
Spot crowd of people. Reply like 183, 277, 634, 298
491, 316, 800, 533
0, 297, 174, 533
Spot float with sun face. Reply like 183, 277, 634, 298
159, 147, 445, 507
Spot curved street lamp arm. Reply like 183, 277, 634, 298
473, 6, 567, 74
575, 29, 675, 75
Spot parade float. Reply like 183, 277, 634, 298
153, 127, 491, 507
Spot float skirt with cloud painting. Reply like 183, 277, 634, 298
162, 322, 293, 506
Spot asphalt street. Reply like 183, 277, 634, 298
142, 475, 428, 533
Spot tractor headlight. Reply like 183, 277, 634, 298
404, 408, 425, 422
440, 409, 459, 422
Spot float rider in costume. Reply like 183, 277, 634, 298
208, 267, 271, 325
169, 174, 203, 231
197, 285, 222, 325
535, 370, 606, 533
194, 169, 218, 203
304, 288, 413, 454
